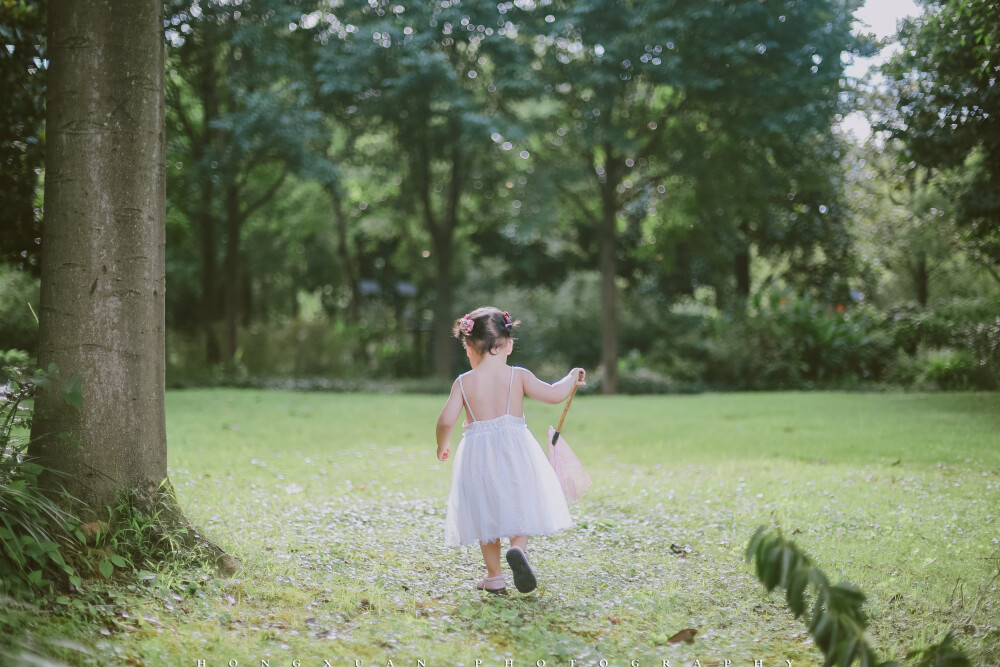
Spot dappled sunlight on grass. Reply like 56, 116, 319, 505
9, 390, 996, 665
129, 390, 1000, 665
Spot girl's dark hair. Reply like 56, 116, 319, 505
453, 306, 520, 355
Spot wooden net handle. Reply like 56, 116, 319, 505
554, 371, 582, 436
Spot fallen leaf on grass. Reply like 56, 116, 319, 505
607, 616, 621, 624
667, 628, 698, 644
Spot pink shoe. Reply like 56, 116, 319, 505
476, 574, 506, 594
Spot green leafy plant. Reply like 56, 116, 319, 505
918, 347, 978, 390
106, 481, 193, 570
905, 633, 971, 667
0, 357, 81, 598
746, 526, 971, 667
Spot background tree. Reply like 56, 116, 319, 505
526, 0, 861, 391
164, 0, 332, 364
315, 0, 536, 377
0, 0, 46, 273
882, 0, 1000, 277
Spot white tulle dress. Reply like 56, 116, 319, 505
444, 367, 573, 547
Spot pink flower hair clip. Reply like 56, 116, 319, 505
459, 314, 475, 334
502, 311, 513, 328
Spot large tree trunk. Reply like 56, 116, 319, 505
32, 0, 168, 513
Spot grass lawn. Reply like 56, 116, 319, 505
3, 390, 999, 666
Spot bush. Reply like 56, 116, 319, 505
704, 292, 893, 390
886, 298, 999, 354
883, 300, 999, 389
0, 266, 40, 355
0, 359, 79, 599
907, 346, 994, 391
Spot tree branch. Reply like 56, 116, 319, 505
553, 177, 600, 226
167, 77, 201, 146
416, 138, 440, 240
239, 168, 290, 224
980, 260, 1000, 286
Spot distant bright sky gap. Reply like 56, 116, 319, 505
839, 0, 921, 140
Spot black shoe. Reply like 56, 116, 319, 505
505, 547, 537, 593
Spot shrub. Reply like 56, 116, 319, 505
915, 347, 992, 390
0, 266, 40, 355
0, 359, 79, 599
704, 292, 893, 390
886, 298, 999, 355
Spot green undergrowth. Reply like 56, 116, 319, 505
1, 390, 998, 665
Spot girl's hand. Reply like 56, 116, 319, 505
570, 367, 587, 385
437, 443, 451, 461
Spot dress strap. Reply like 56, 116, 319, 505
505, 366, 515, 415
459, 374, 476, 422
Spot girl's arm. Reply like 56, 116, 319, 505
520, 367, 586, 405
436, 379, 464, 461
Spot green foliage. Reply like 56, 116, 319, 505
100, 481, 197, 574
886, 298, 1000, 353
905, 347, 991, 391
882, 0, 1000, 264
906, 633, 972, 667
0, 263, 40, 353
0, 361, 79, 600
704, 292, 893, 389
0, 0, 46, 273
746, 526, 971, 667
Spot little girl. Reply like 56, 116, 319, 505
436, 306, 586, 594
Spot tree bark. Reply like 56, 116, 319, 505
32, 0, 168, 513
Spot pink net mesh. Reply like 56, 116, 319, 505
547, 426, 592, 504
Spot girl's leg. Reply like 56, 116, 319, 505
479, 539, 502, 577
510, 535, 529, 552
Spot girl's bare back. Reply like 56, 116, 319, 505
460, 365, 524, 423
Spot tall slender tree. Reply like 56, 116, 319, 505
882, 0, 1000, 277
315, 0, 534, 377
165, 0, 330, 364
